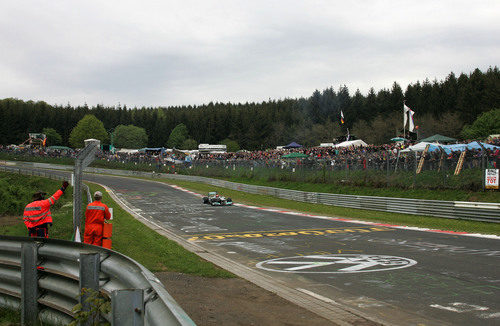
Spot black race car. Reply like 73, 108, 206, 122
203, 192, 233, 206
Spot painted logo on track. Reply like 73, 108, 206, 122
256, 254, 417, 274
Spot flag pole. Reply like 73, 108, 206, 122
403, 100, 406, 139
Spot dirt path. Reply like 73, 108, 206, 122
155, 272, 338, 326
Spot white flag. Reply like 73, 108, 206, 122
408, 109, 415, 132
403, 104, 410, 128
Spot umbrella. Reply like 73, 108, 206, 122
283, 142, 303, 149
391, 137, 407, 142
282, 152, 309, 158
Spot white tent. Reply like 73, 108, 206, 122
332, 140, 368, 148
116, 148, 139, 154
400, 142, 440, 152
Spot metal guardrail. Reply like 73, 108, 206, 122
1, 162, 499, 223
0, 236, 195, 326
178, 176, 499, 223
0, 163, 195, 325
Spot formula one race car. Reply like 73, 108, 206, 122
203, 192, 233, 206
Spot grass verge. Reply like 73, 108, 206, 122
157, 178, 500, 236
0, 307, 20, 325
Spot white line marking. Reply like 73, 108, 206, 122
481, 312, 500, 319
296, 288, 337, 304
431, 302, 490, 313
430, 304, 461, 312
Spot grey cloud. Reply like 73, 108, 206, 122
0, 1, 499, 107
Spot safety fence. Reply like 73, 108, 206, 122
184, 151, 496, 191
192, 150, 496, 172
0, 236, 195, 326
2, 147, 499, 190
1, 162, 498, 223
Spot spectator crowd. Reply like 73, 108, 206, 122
1, 137, 499, 171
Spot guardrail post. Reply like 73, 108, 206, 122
21, 242, 39, 326
111, 289, 144, 326
79, 252, 100, 326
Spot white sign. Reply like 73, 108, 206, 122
485, 169, 499, 189
256, 254, 417, 274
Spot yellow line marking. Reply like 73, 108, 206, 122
187, 226, 390, 237
187, 226, 393, 241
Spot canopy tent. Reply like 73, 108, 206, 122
139, 147, 166, 154
47, 146, 73, 151
403, 141, 500, 154
390, 137, 407, 142
283, 142, 303, 149
463, 142, 500, 151
400, 142, 440, 152
116, 148, 140, 154
332, 139, 367, 148
419, 134, 457, 143
428, 142, 500, 154
282, 152, 309, 158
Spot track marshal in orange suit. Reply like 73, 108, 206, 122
84, 191, 111, 246
23, 180, 69, 238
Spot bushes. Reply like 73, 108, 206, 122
0, 175, 36, 216
0, 172, 65, 216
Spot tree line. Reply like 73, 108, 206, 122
0, 67, 498, 149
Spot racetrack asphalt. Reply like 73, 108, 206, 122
82, 173, 500, 326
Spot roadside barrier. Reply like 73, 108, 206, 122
0, 236, 195, 326
1, 161, 499, 223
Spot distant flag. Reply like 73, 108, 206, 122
403, 103, 416, 132
408, 108, 415, 132
340, 110, 345, 124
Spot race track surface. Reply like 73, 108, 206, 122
82, 174, 500, 326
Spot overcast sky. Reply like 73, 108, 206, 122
1, 1, 498, 108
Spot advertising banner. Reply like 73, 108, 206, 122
485, 169, 499, 189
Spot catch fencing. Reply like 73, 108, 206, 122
187, 149, 496, 190
1, 162, 498, 223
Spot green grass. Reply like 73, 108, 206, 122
0, 307, 20, 325
157, 178, 500, 236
